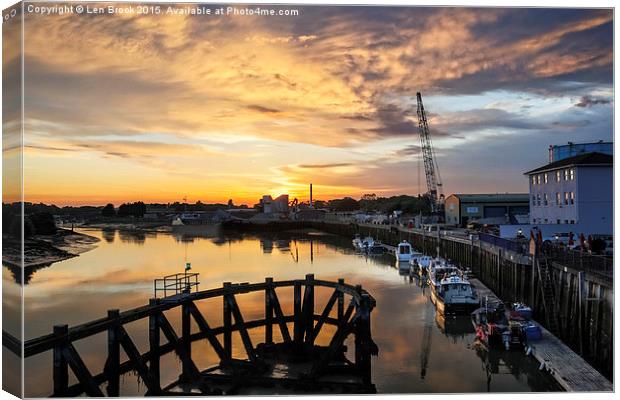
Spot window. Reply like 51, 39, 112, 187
570, 220, 575, 224
536, 175, 541, 185
556, 192, 561, 205
569, 168, 574, 180
570, 192, 575, 205
564, 220, 569, 224
537, 194, 541, 206
544, 218, 548, 223
564, 192, 569, 205
556, 170, 561, 182
543, 193, 548, 206
564, 169, 570, 180
557, 219, 561, 224
531, 176, 536, 185
532, 195, 536, 205
544, 173, 548, 184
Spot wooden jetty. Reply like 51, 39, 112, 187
469, 278, 612, 392
13, 274, 378, 396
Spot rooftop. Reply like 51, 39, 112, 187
447, 193, 529, 203
525, 152, 613, 175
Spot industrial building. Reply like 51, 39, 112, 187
525, 151, 612, 235
260, 194, 289, 214
548, 141, 612, 162
445, 194, 530, 227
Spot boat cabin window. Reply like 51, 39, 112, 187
399, 246, 410, 254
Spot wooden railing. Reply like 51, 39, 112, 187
14, 275, 377, 396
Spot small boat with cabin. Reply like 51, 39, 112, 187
428, 260, 460, 292
470, 301, 527, 350
395, 240, 413, 263
410, 253, 433, 270
430, 272, 479, 315
353, 235, 375, 252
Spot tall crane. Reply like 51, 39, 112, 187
416, 92, 444, 214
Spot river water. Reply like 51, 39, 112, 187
6, 228, 561, 396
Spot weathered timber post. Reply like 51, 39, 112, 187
436, 228, 440, 258
293, 280, 303, 349
148, 299, 161, 393
106, 309, 121, 396
303, 274, 315, 346
181, 301, 192, 379
337, 278, 345, 322
53, 324, 69, 397
530, 251, 537, 308
497, 250, 502, 296
355, 293, 373, 385
265, 277, 274, 344
577, 272, 585, 354
223, 282, 232, 360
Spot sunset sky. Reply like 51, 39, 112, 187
5, 5, 614, 206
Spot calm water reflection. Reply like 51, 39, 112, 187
9, 228, 560, 396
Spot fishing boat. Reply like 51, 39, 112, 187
410, 254, 433, 269
428, 261, 460, 292
395, 240, 413, 263
471, 301, 527, 350
352, 234, 363, 249
430, 273, 479, 315
367, 242, 387, 255
353, 235, 375, 252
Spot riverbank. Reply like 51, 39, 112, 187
82, 221, 171, 233
2, 228, 100, 268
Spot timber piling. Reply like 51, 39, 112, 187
12, 276, 379, 396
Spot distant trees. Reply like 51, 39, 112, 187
2, 204, 57, 237
28, 212, 57, 235
328, 197, 360, 212
101, 203, 116, 217
326, 194, 432, 215
117, 202, 146, 218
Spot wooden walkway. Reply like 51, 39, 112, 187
469, 278, 613, 392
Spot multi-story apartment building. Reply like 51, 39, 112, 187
525, 152, 612, 235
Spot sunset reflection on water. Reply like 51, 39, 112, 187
8, 228, 560, 396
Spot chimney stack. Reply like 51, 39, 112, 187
310, 183, 313, 208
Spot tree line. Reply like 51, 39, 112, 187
322, 194, 432, 214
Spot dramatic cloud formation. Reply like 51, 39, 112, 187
4, 5, 613, 205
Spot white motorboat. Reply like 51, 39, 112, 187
410, 254, 433, 269
395, 240, 413, 263
428, 261, 460, 291
352, 234, 363, 249
430, 272, 479, 315
353, 235, 375, 252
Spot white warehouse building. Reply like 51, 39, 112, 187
524, 152, 612, 236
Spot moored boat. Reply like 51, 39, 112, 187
353, 235, 375, 252
410, 253, 432, 269
471, 301, 527, 350
395, 240, 413, 263
430, 273, 479, 315
428, 261, 460, 292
